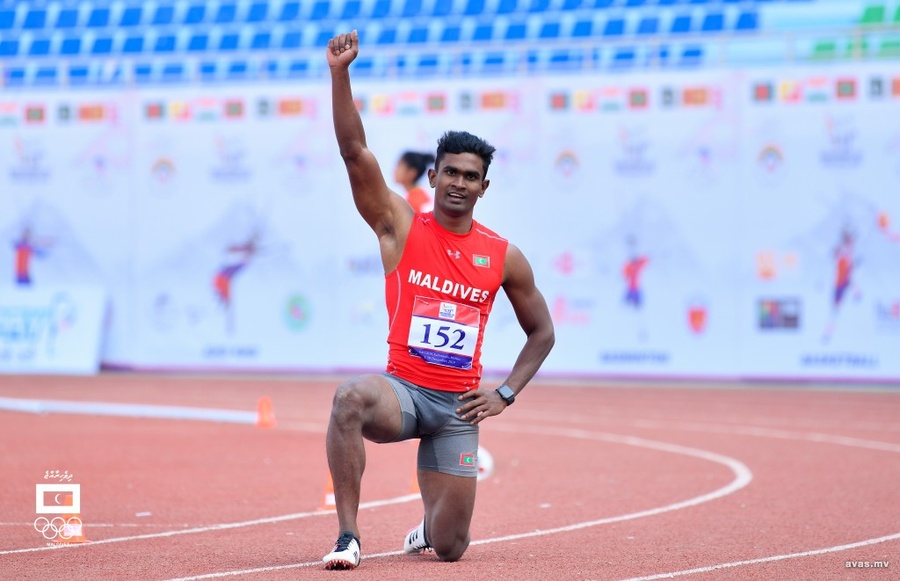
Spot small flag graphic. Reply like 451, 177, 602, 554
426, 93, 446, 112
683, 87, 708, 106
753, 82, 773, 102
550, 92, 568, 110
25, 106, 45, 124
145, 102, 165, 119
460, 453, 476, 466
224, 100, 244, 118
473, 255, 490, 268
78, 104, 105, 122
278, 98, 304, 116
629, 89, 648, 109
836, 78, 856, 100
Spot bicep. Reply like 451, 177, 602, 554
501, 244, 552, 335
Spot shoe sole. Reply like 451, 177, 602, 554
324, 559, 358, 570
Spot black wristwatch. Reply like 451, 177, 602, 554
496, 384, 516, 406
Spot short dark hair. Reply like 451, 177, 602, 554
399, 151, 435, 181
435, 131, 496, 178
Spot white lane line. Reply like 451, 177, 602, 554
621, 532, 900, 580
165, 430, 754, 580
0, 397, 257, 424
0, 494, 421, 556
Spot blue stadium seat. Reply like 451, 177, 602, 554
702, 13, 724, 32
227, 60, 249, 78
417, 54, 440, 74
637, 16, 659, 35
463, 0, 485, 16
35, 66, 58, 85
505, 22, 527, 40
123, 36, 145, 54
29, 38, 51, 57
671, 14, 693, 34
185, 5, 207, 24
316, 28, 336, 47
288, 59, 310, 76
603, 18, 625, 36
92, 36, 114, 55
61, 37, 82, 55
120, 7, 143, 26
310, 1, 331, 20
539, 21, 560, 39
88, 8, 111, 28
162, 63, 186, 82
199, 61, 218, 79
371, 0, 393, 18
441, 25, 461, 42
152, 6, 175, 25
624, 0, 647, 6
56, 8, 79, 28
680, 45, 703, 65
24, 9, 47, 30
353, 56, 375, 75
188, 33, 209, 52
216, 4, 238, 23
0, 10, 16, 30
593, 0, 615, 8
342, 1, 362, 19
612, 47, 636, 68
735, 12, 758, 31
3, 67, 26, 86
247, 2, 269, 22
473, 23, 493, 42
482, 51, 506, 71
408, 25, 429, 43
561, 0, 582, 10
572, 19, 593, 37
280, 2, 301, 21
402, 0, 423, 17
251, 32, 272, 50
219, 33, 240, 51
529, 0, 551, 13
549, 49, 582, 70
155, 35, 177, 53
497, 0, 518, 14
0, 39, 18, 57
282, 30, 303, 48
432, 0, 455, 17
377, 27, 398, 44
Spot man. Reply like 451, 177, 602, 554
323, 30, 555, 570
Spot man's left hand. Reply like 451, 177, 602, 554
456, 389, 507, 425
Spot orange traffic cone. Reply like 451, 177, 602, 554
53, 494, 89, 544
256, 396, 276, 428
320, 473, 336, 510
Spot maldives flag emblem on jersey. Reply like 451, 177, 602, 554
460, 453, 476, 466
473, 255, 490, 268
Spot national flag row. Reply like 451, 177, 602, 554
0, 103, 110, 126
548, 85, 720, 112
751, 76, 900, 103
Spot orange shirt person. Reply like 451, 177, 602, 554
394, 151, 436, 213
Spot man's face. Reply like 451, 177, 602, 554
428, 152, 489, 215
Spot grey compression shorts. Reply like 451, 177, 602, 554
383, 372, 479, 478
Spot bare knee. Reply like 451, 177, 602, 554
330, 379, 368, 425
430, 529, 469, 562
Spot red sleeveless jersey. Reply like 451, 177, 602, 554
385, 212, 508, 392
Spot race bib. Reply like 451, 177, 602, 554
407, 297, 480, 369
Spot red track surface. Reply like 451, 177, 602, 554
2, 374, 899, 580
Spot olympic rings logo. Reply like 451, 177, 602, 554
33, 516, 83, 540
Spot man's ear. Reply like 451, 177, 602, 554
480, 178, 490, 197
427, 168, 437, 188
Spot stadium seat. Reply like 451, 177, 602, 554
188, 33, 210, 52
637, 16, 659, 35
572, 19, 593, 37
472, 23, 494, 42
0, 9, 15, 30
34, 66, 58, 85
91, 37, 114, 55
56, 8, 79, 28
529, 0, 551, 13
371, 0, 393, 18
342, 1, 363, 19
735, 12, 758, 32
311, 1, 331, 20
219, 33, 240, 51
227, 60, 250, 79
441, 25, 462, 42
894, 5, 900, 24
402, 0, 423, 17
3, 66, 26, 86
432, 0, 455, 17
680, 46, 704, 65
408, 26, 429, 43
247, 2, 269, 22
199, 61, 218, 79
604, 18, 625, 36
123, 36, 145, 54
702, 13, 725, 33
185, 5, 207, 25
155, 35, 177, 53
216, 4, 238, 23
378, 27, 398, 44
152, 6, 175, 25
671, 15, 693, 34
162, 63, 186, 82
0, 39, 18, 58
593, 0, 615, 8
417, 54, 440, 75
879, 39, 900, 57
120, 7, 143, 27
860, 5, 886, 25
61, 37, 82, 56
282, 30, 303, 48
24, 9, 47, 30
288, 59, 310, 76
463, 0, 485, 16
539, 21, 561, 39
506, 22, 527, 40
134, 64, 154, 84
88, 8, 111, 28
280, 2, 301, 21
625, 0, 647, 7
612, 47, 636, 68
561, 0, 583, 10
29, 38, 51, 57
251, 32, 272, 50
316, 28, 335, 47
812, 39, 837, 59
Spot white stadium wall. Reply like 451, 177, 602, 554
2, 62, 899, 380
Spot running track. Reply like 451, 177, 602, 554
1, 374, 898, 580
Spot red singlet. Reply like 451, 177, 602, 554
385, 213, 508, 392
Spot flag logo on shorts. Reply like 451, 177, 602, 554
459, 453, 476, 466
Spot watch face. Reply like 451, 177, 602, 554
498, 385, 515, 404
